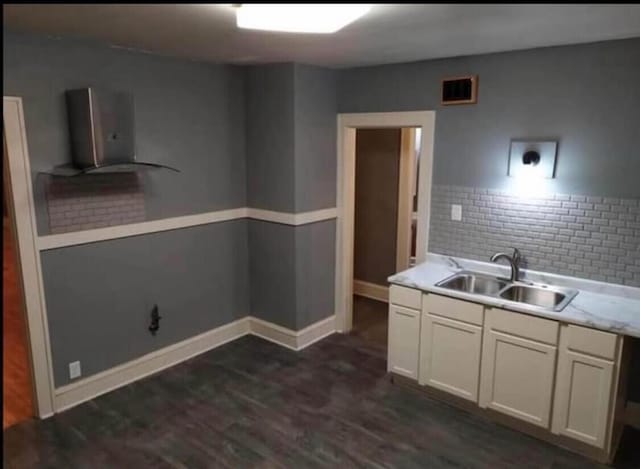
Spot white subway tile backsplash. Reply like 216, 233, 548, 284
45, 173, 146, 234
429, 185, 640, 287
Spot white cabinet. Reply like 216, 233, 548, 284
388, 304, 421, 380
420, 294, 483, 402
479, 308, 559, 429
552, 324, 619, 449
386, 285, 626, 460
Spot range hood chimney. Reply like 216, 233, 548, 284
49, 88, 179, 176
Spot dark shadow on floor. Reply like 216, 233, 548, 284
351, 294, 388, 348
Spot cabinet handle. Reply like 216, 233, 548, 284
395, 310, 416, 318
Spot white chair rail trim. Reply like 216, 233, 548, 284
38, 207, 338, 250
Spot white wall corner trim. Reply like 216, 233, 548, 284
4, 96, 57, 417
294, 315, 337, 349
247, 207, 337, 226
353, 279, 389, 303
52, 315, 336, 413
248, 315, 337, 351
38, 207, 338, 251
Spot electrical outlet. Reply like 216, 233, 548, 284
69, 361, 82, 380
451, 204, 462, 221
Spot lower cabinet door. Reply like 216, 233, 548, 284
479, 329, 557, 428
551, 349, 614, 448
420, 313, 482, 402
388, 304, 421, 380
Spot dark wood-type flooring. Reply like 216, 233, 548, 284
351, 295, 388, 348
3, 220, 34, 429
4, 332, 639, 468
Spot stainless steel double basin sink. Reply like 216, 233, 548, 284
435, 270, 578, 312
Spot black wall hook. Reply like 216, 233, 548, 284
149, 304, 161, 336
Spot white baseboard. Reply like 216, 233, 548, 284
52, 314, 336, 414
295, 315, 337, 350
249, 317, 298, 350
626, 401, 640, 429
54, 317, 251, 413
248, 315, 336, 351
353, 279, 389, 302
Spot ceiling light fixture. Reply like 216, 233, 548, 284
234, 4, 371, 34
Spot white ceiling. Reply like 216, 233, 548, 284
4, 4, 640, 68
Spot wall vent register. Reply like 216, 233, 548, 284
441, 76, 478, 105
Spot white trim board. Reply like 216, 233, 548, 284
335, 111, 435, 333
247, 207, 337, 226
4, 97, 56, 417
353, 279, 389, 303
39, 208, 248, 250
38, 207, 338, 251
248, 315, 337, 351
53, 315, 336, 413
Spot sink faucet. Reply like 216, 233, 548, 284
490, 248, 521, 282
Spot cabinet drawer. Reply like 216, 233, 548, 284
389, 285, 422, 310
486, 307, 558, 345
423, 293, 484, 326
566, 324, 618, 361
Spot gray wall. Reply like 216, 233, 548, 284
338, 38, 640, 199
338, 38, 640, 401
248, 220, 297, 329
294, 220, 336, 329
4, 31, 251, 387
245, 64, 336, 329
292, 65, 337, 328
338, 37, 640, 284
3, 31, 247, 235
248, 219, 335, 330
245, 64, 296, 212
41, 220, 249, 387
293, 64, 337, 212
245, 63, 337, 213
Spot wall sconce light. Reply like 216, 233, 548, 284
522, 150, 541, 166
508, 140, 557, 179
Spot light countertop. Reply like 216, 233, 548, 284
389, 254, 640, 339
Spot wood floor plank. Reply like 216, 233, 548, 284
4, 333, 639, 468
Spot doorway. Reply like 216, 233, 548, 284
350, 127, 421, 347
335, 111, 435, 334
3, 150, 34, 428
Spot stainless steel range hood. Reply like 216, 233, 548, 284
49, 88, 179, 176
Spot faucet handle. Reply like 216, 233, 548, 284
510, 247, 522, 264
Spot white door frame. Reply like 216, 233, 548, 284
335, 111, 435, 333
396, 127, 418, 273
4, 96, 56, 418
